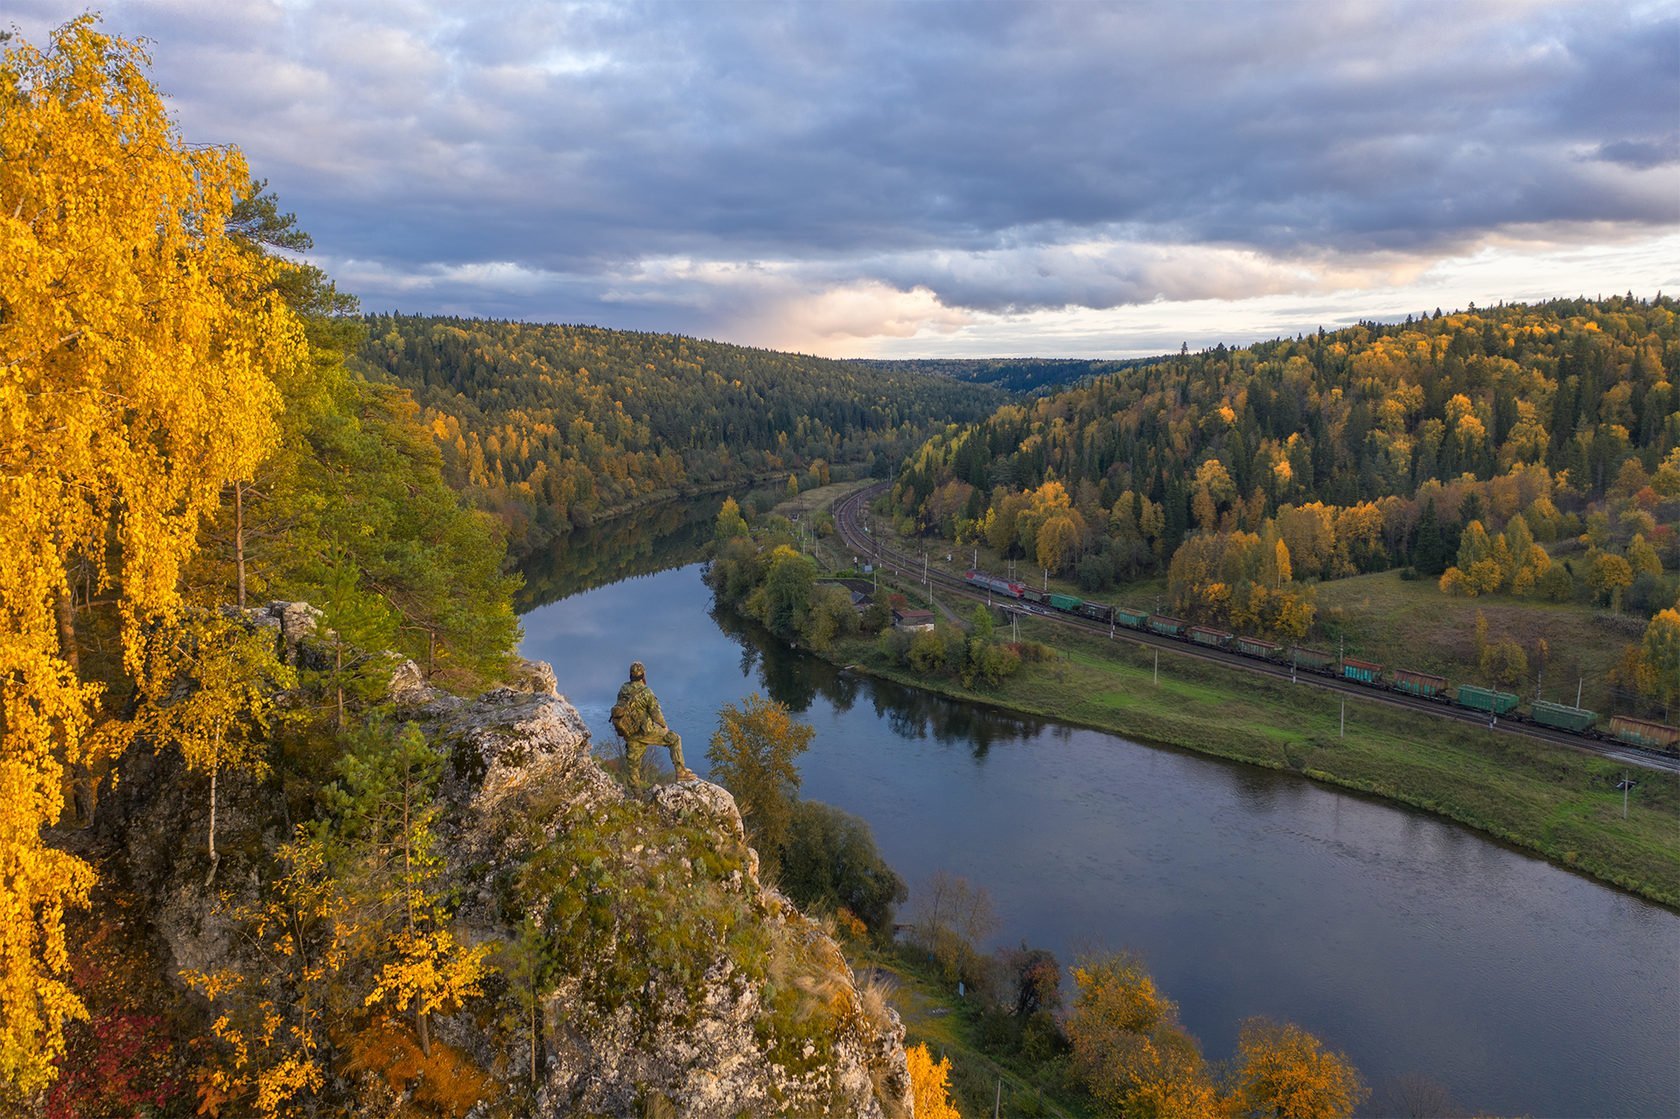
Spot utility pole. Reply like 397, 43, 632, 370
1576, 676, 1584, 708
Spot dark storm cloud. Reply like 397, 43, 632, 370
10, 0, 1679, 331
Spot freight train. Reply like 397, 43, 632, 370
961, 570, 1679, 754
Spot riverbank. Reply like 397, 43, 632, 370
790, 487, 1680, 909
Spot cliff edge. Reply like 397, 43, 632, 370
102, 610, 910, 1118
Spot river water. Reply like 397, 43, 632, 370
520, 549, 1679, 1117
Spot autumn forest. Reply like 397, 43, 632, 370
3, 14, 1678, 1119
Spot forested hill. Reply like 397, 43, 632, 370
358, 315, 1007, 557
893, 296, 1679, 574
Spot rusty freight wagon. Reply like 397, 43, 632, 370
1392, 668, 1449, 699
1340, 657, 1383, 685
1234, 635, 1282, 659
1288, 646, 1336, 672
1187, 625, 1233, 648
1606, 715, 1680, 752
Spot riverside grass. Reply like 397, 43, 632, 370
792, 487, 1680, 910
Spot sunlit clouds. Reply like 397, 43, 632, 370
16, 0, 1674, 355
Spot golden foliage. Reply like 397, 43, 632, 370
0, 18, 302, 1092
1227, 1017, 1367, 1119
1066, 955, 1221, 1119
344, 1018, 499, 1118
905, 1043, 962, 1119
363, 927, 494, 1024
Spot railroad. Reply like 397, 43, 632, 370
832, 482, 1680, 776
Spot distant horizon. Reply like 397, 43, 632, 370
359, 287, 1672, 363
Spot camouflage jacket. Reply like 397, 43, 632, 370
611, 680, 666, 740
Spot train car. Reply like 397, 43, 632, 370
1148, 615, 1186, 637
1392, 668, 1449, 699
964, 570, 1024, 598
1530, 700, 1597, 734
1115, 607, 1149, 629
1340, 657, 1383, 685
1288, 646, 1336, 672
1234, 635, 1283, 659
1187, 625, 1233, 648
1078, 601, 1115, 624
1606, 715, 1680, 752
1021, 588, 1048, 606
1455, 684, 1520, 716
1048, 592, 1084, 613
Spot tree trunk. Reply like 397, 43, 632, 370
335, 640, 344, 730
56, 581, 98, 825
416, 1006, 431, 1057
205, 766, 220, 887
234, 480, 247, 610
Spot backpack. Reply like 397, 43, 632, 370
611, 688, 649, 739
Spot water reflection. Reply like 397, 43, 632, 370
708, 599, 1052, 756
517, 496, 723, 610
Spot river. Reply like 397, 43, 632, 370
519, 536, 1679, 1117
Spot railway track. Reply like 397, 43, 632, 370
834, 482, 1680, 776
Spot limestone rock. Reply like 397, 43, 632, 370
92, 619, 910, 1119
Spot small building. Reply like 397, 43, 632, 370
892, 608, 935, 631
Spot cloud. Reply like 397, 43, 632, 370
8, 0, 1678, 351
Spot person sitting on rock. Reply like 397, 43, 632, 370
610, 661, 693, 790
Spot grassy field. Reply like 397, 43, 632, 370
1313, 568, 1650, 716
783, 485, 1680, 909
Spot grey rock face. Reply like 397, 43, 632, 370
421, 674, 911, 1118
103, 621, 910, 1118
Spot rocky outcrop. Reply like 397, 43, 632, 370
105, 603, 909, 1118
398, 668, 912, 1118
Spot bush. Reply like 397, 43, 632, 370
778, 801, 906, 940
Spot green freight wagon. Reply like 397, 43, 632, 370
1048, 593, 1084, 613
1148, 615, 1186, 637
1392, 668, 1448, 698
1289, 646, 1336, 671
1531, 700, 1597, 733
1340, 657, 1383, 685
1115, 607, 1149, 629
1187, 625, 1232, 648
1607, 715, 1680, 751
1455, 684, 1519, 715
1235, 636, 1282, 659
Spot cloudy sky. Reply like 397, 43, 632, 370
12, 1, 1680, 356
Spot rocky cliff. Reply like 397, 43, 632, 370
102, 604, 911, 1117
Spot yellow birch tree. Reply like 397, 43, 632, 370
0, 18, 303, 1092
